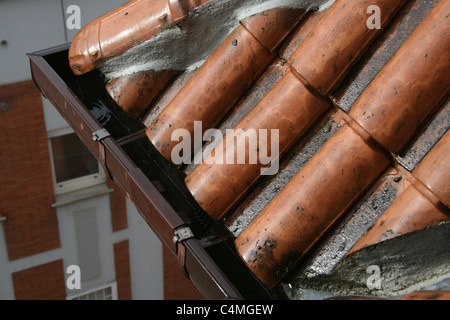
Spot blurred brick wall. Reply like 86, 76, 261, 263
12, 260, 66, 300
0, 80, 60, 261
114, 240, 132, 300
107, 178, 128, 232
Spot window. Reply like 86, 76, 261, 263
67, 282, 118, 300
48, 128, 106, 195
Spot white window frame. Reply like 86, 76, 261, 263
48, 127, 106, 195
66, 282, 118, 300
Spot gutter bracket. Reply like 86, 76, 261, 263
92, 128, 111, 141
92, 128, 114, 180
173, 226, 195, 280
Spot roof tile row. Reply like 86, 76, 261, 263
235, 0, 449, 288
68, 0, 450, 296
146, 8, 307, 161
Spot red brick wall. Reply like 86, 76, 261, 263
114, 240, 132, 300
0, 80, 60, 261
107, 178, 128, 232
12, 259, 66, 300
163, 246, 204, 300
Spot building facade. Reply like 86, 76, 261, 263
0, 0, 201, 300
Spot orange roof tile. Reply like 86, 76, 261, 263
68, 0, 213, 75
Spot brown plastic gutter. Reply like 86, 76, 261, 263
27, 43, 244, 300
29, 44, 183, 252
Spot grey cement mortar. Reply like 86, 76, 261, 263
282, 221, 450, 300
99, 0, 331, 80
292, 176, 402, 279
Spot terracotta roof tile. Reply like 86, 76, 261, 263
331, 0, 441, 112
105, 70, 176, 118
350, 129, 450, 253
288, 0, 407, 95
400, 290, 450, 300
413, 129, 450, 206
240, 7, 306, 52
186, 69, 330, 220
236, 123, 392, 287
349, 0, 450, 154
68, 0, 212, 75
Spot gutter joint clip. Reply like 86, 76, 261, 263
173, 226, 195, 280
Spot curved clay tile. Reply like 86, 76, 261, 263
185, 70, 330, 220
349, 130, 450, 254
235, 124, 391, 288
68, 0, 211, 75
146, 8, 306, 162
414, 130, 450, 208
289, 0, 407, 95
400, 291, 450, 300
105, 70, 176, 119
240, 7, 306, 53
234, 0, 450, 288
349, 0, 450, 154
